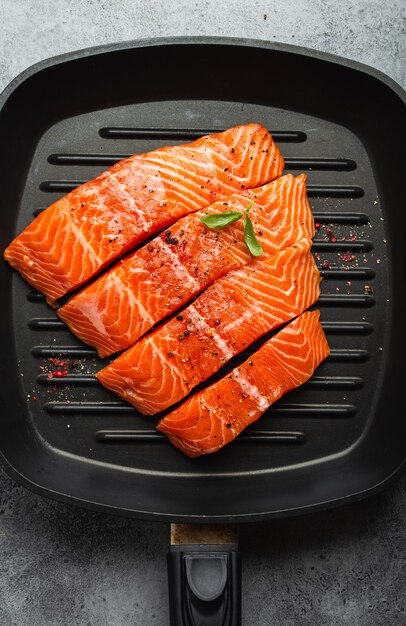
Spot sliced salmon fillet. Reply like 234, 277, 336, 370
3, 123, 284, 306
157, 310, 330, 457
96, 238, 321, 415
58, 174, 313, 357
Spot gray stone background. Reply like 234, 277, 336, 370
0, 1, 405, 624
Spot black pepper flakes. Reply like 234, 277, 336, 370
176, 314, 183, 321
231, 148, 235, 153
167, 352, 173, 358
248, 361, 254, 366
148, 244, 154, 252
183, 329, 190, 337
165, 230, 171, 236
226, 423, 232, 429
213, 319, 221, 326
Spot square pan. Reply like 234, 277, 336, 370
0, 37, 405, 522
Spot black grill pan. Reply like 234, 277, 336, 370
0, 36, 405, 624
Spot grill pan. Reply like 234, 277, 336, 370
0, 38, 405, 625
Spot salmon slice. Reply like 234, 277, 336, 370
96, 238, 321, 414
58, 174, 313, 357
157, 310, 330, 457
3, 123, 284, 306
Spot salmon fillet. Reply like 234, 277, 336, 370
96, 238, 320, 415
58, 174, 313, 357
3, 123, 284, 306
157, 310, 330, 457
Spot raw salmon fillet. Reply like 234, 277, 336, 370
3, 123, 284, 306
58, 174, 313, 357
157, 310, 330, 457
96, 238, 320, 414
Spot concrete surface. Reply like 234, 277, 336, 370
0, 1, 405, 625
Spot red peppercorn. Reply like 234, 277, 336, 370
53, 369, 68, 378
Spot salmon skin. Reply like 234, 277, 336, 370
3, 123, 284, 307
157, 310, 330, 457
96, 238, 321, 415
58, 174, 313, 357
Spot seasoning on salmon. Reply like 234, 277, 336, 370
3, 123, 284, 307
96, 238, 321, 415
58, 174, 313, 357
157, 310, 330, 457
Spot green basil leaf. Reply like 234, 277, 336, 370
243, 214, 264, 256
245, 199, 254, 214
200, 211, 243, 229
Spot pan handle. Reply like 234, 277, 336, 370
167, 524, 241, 626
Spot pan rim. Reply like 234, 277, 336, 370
1, 36, 405, 111
1, 446, 405, 523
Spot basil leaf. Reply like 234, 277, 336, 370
200, 211, 243, 229
243, 214, 263, 256
245, 199, 254, 214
